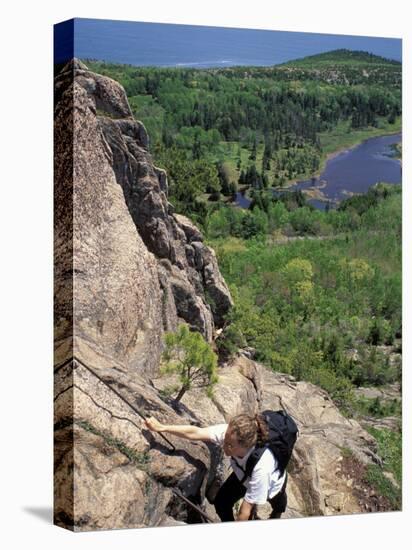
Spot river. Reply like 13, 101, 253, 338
235, 133, 402, 210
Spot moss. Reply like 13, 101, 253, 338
204, 288, 217, 312
75, 420, 150, 470
339, 446, 353, 459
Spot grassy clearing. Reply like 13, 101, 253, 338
352, 396, 402, 418
317, 117, 401, 165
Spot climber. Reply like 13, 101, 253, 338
144, 413, 288, 522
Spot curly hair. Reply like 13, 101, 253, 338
228, 413, 269, 448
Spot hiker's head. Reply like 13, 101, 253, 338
223, 413, 269, 458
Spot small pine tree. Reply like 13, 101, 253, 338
249, 138, 257, 161
192, 135, 202, 160
161, 324, 219, 402
238, 169, 246, 185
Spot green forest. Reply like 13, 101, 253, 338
85, 49, 401, 225
84, 50, 402, 500
210, 183, 401, 412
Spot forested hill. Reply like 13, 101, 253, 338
214, 49, 401, 87
280, 49, 401, 67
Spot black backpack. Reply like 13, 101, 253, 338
236, 410, 299, 483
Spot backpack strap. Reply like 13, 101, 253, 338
238, 445, 267, 484
231, 457, 246, 474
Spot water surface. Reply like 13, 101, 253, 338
235, 133, 401, 210
55, 18, 402, 66
293, 133, 402, 209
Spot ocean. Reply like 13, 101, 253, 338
54, 18, 402, 67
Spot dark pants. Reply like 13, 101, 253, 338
214, 472, 288, 522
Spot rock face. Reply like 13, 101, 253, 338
55, 60, 163, 378
54, 342, 211, 530
54, 58, 233, 376
54, 60, 387, 532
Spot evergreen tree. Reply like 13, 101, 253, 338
161, 324, 219, 403
239, 169, 246, 185
217, 161, 232, 195
249, 137, 257, 161
192, 135, 202, 159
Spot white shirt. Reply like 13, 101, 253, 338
207, 423, 287, 505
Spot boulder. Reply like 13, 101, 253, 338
173, 213, 204, 243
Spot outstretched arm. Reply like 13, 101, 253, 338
144, 416, 213, 441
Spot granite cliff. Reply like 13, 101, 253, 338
54, 60, 385, 531
54, 58, 232, 378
